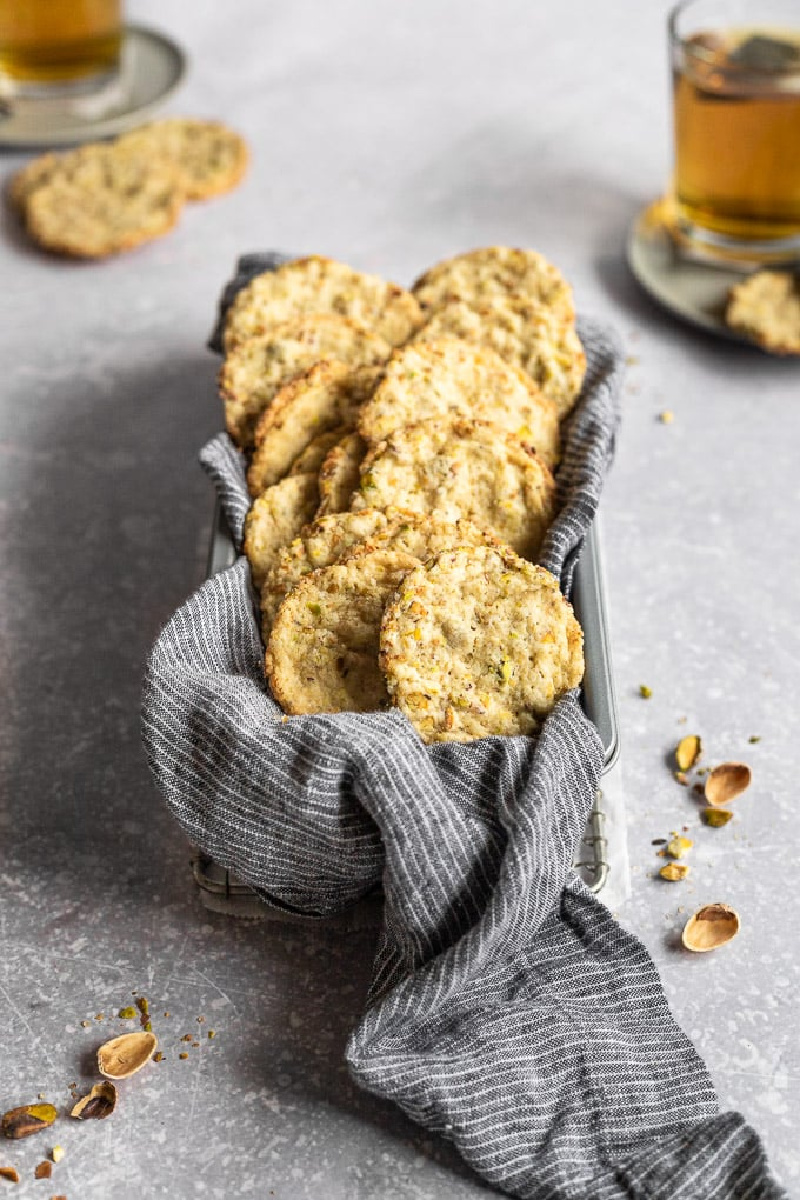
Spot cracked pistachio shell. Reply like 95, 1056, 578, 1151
97, 1031, 157, 1079
675, 735, 702, 771
705, 762, 751, 806
1, 1103, 57, 1139
682, 903, 740, 952
71, 1081, 117, 1120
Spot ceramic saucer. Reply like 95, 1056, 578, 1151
625, 198, 772, 344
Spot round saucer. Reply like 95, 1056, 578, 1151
0, 24, 186, 148
626, 199, 760, 346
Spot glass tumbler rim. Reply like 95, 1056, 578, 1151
670, 0, 800, 51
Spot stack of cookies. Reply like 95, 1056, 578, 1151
219, 249, 586, 743
9, 118, 248, 258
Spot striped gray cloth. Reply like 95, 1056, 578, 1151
141, 256, 784, 1199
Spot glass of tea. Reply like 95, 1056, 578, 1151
0, 0, 122, 98
670, 0, 800, 261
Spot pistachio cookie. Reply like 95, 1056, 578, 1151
413, 298, 586, 419
357, 337, 560, 467
380, 545, 584, 743
247, 360, 380, 495
350, 416, 556, 559
23, 143, 183, 258
219, 316, 391, 449
266, 549, 419, 714
223, 255, 424, 351
118, 118, 249, 200
412, 246, 575, 322
725, 270, 800, 355
243, 473, 320, 590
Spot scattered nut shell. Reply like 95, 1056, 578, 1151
35, 1161, 53, 1179
0, 1166, 20, 1182
703, 807, 734, 827
676, 734, 702, 771
97, 1031, 157, 1079
70, 1082, 117, 1121
659, 862, 690, 882
682, 903, 740, 952
705, 762, 752, 806
1, 1104, 57, 1140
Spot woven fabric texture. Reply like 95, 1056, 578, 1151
141, 255, 784, 1199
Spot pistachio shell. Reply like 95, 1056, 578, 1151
71, 1082, 117, 1120
675, 734, 702, 771
97, 1031, 157, 1079
1, 1103, 57, 1139
682, 903, 740, 952
705, 762, 752, 806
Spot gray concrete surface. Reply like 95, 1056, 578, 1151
1, 1, 797, 1195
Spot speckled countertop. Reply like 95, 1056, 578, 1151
1, 1, 798, 1196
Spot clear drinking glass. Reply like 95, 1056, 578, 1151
670, 0, 800, 261
0, 0, 122, 98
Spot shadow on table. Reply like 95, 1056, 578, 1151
1, 346, 495, 1193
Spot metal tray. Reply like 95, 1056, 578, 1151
194, 505, 619, 917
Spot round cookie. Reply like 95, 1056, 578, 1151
219, 315, 391, 449
24, 143, 183, 259
260, 507, 501, 638
243, 473, 320, 590
223, 255, 424, 351
266, 549, 419, 715
357, 337, 561, 467
725, 270, 800, 355
380, 545, 584, 743
247, 360, 380, 495
412, 246, 575, 322
412, 298, 586, 419
118, 118, 249, 200
316, 432, 368, 516
350, 416, 556, 559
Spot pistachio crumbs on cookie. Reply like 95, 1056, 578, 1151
412, 246, 575, 322
413, 297, 586, 418
117, 118, 249, 200
265, 549, 420, 715
247, 361, 380, 496
260, 508, 402, 636
219, 315, 392, 449
380, 545, 584, 743
243, 473, 320, 590
350, 416, 556, 559
357, 337, 560, 467
259, 508, 501, 640
222, 255, 424, 352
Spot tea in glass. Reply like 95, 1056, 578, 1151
670, 0, 800, 260
0, 0, 122, 95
